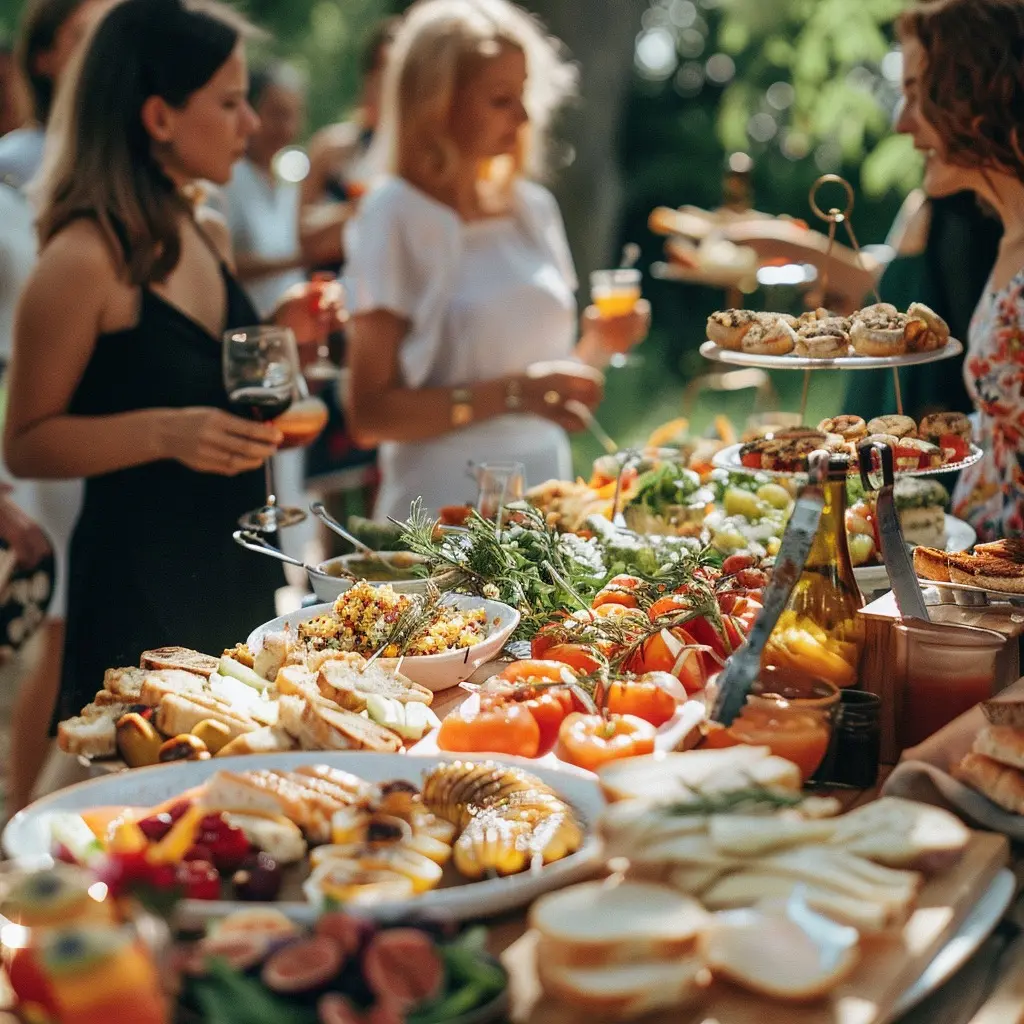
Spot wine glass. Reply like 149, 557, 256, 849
590, 267, 643, 369
223, 325, 306, 532
303, 270, 344, 382
475, 461, 526, 525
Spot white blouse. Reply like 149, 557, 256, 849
344, 176, 578, 520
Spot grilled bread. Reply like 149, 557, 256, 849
140, 646, 219, 677
972, 725, 1024, 771
58, 702, 137, 758
913, 546, 951, 583
155, 692, 259, 741
277, 694, 403, 754
952, 752, 1024, 815
139, 668, 209, 706
102, 666, 147, 701
947, 552, 1024, 594
317, 655, 433, 712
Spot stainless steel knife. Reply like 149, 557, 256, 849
710, 451, 830, 727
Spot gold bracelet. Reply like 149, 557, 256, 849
450, 387, 473, 428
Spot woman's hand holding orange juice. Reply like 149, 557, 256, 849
581, 268, 650, 359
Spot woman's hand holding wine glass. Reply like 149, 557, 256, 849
162, 407, 282, 476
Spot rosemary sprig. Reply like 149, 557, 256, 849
363, 580, 447, 668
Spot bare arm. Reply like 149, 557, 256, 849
345, 309, 601, 447
234, 249, 306, 284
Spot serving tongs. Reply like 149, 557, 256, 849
858, 440, 930, 622
710, 450, 831, 727
309, 500, 395, 564
232, 529, 350, 580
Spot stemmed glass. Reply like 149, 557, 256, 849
303, 270, 344, 382
222, 325, 306, 532
590, 267, 644, 369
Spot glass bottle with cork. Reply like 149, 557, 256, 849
762, 453, 866, 691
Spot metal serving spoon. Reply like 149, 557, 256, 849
309, 501, 390, 564
232, 529, 345, 579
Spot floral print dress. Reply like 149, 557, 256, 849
952, 268, 1024, 539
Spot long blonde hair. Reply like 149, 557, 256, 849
34, 0, 255, 284
374, 0, 576, 201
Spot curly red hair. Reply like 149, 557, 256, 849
899, 0, 1024, 177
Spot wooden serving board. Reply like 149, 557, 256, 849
501, 830, 1009, 1024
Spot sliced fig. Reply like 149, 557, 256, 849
187, 932, 271, 975
314, 913, 375, 958
262, 935, 345, 995
317, 993, 362, 1024
362, 928, 444, 1008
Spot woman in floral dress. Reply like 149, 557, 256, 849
896, 0, 1024, 540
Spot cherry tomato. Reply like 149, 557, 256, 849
721, 553, 756, 576
740, 451, 762, 469
625, 628, 707, 694
733, 567, 769, 590
437, 698, 540, 758
693, 565, 722, 584
681, 615, 732, 674
592, 575, 643, 610
605, 678, 677, 726
556, 713, 656, 772
541, 643, 603, 675
647, 594, 693, 622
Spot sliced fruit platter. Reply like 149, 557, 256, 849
2, 753, 605, 926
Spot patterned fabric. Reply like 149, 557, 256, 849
952, 268, 1024, 539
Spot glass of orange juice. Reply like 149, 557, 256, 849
589, 268, 642, 368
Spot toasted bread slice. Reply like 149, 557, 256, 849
58, 702, 136, 758
973, 725, 1024, 771
982, 697, 1024, 729
139, 668, 209, 706
913, 545, 950, 582
282, 695, 402, 754
140, 646, 219, 677
102, 666, 146, 701
155, 693, 258, 740
274, 664, 318, 698
974, 538, 1024, 564
530, 881, 708, 967
953, 751, 1024, 814
217, 726, 297, 757
200, 770, 289, 817
317, 655, 433, 712
948, 552, 1024, 593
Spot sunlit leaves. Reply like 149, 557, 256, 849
861, 133, 923, 196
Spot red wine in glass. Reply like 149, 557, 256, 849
227, 385, 293, 422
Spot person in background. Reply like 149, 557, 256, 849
4, 0, 332, 743
222, 61, 307, 318
344, 0, 647, 520
896, 0, 1024, 539
0, 0, 114, 812
0, 45, 28, 139
298, 17, 399, 272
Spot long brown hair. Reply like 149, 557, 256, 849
15, 0, 90, 124
899, 0, 1024, 178
34, 0, 256, 285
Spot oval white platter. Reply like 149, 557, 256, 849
854, 515, 976, 593
699, 337, 963, 370
712, 442, 983, 479
247, 596, 520, 693
2, 751, 605, 927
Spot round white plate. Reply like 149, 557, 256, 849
889, 867, 1016, 1019
246, 595, 520, 692
854, 516, 976, 592
1, 751, 604, 926
712, 442, 983, 479
699, 337, 963, 370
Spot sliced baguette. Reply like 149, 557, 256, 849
57, 702, 135, 758
274, 664, 319, 698
277, 694, 402, 753
200, 770, 289, 817
139, 669, 209, 707
529, 880, 708, 967
982, 698, 1024, 730
155, 693, 258, 740
536, 957, 706, 1018
217, 726, 297, 757
317, 656, 433, 712
973, 725, 1024, 771
952, 752, 1024, 814
102, 666, 146, 701
140, 646, 219, 677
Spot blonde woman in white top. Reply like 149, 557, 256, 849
343, 0, 647, 520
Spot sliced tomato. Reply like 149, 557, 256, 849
681, 615, 731, 674
721, 553, 756, 576
556, 713, 656, 771
593, 574, 644, 610
541, 643, 603, 675
740, 451, 762, 469
436, 698, 540, 758
605, 676, 678, 727
498, 659, 576, 686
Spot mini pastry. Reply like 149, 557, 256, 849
850, 308, 909, 357
739, 433, 827, 472
893, 437, 943, 471
796, 307, 833, 326
857, 302, 899, 318
740, 316, 797, 356
866, 415, 917, 439
861, 432, 899, 450
707, 310, 761, 350
918, 411, 972, 444
948, 552, 1024, 594
818, 415, 867, 442
904, 302, 950, 352
794, 317, 850, 358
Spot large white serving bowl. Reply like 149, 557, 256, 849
247, 595, 520, 692
2, 751, 604, 926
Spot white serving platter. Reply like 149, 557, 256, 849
699, 337, 963, 370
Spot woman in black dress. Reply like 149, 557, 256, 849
4, 0, 323, 722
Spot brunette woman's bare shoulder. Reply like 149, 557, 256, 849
38, 218, 123, 283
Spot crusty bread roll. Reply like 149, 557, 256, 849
913, 546, 951, 582
973, 726, 1024, 771
530, 881, 708, 967
952, 752, 1024, 814
217, 726, 297, 757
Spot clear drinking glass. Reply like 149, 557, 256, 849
475, 461, 526, 523
303, 271, 344, 382
222, 324, 306, 531
589, 267, 643, 368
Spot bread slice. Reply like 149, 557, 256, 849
140, 646, 219, 677
155, 693, 258, 740
537, 957, 706, 1018
982, 698, 1024, 729
973, 725, 1024, 771
317, 655, 433, 712
974, 538, 1024, 564
102, 666, 146, 701
948, 552, 1024, 593
274, 664, 318, 698
217, 726, 297, 757
277, 694, 402, 753
597, 748, 801, 804
952, 752, 1024, 814
913, 545, 950, 582
57, 701, 135, 758
200, 770, 289, 817
530, 880, 708, 967
139, 668, 209, 706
